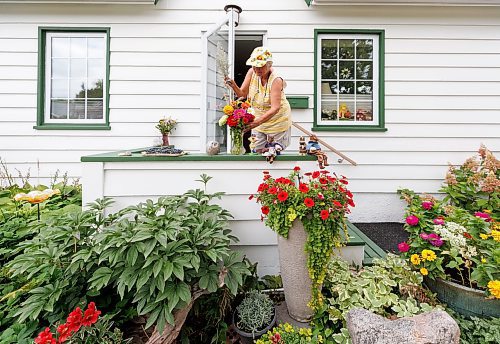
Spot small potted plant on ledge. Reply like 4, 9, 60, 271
233, 290, 276, 343
155, 116, 177, 146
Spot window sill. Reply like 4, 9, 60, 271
312, 126, 387, 132
34, 124, 111, 130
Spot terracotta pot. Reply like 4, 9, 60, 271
425, 277, 500, 318
277, 220, 314, 322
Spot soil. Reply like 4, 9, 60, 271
353, 222, 409, 253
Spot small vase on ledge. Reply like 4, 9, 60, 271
230, 129, 245, 155
161, 133, 170, 147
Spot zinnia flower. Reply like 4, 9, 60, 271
406, 215, 419, 226
410, 254, 421, 265
421, 249, 437, 262
487, 280, 500, 299
218, 114, 228, 126
420, 233, 429, 240
433, 218, 445, 225
320, 210, 329, 221
421, 201, 433, 210
299, 183, 309, 193
261, 206, 270, 215
431, 239, 444, 247
277, 191, 288, 202
420, 267, 429, 276
475, 211, 492, 222
492, 230, 500, 242
222, 105, 234, 114
304, 198, 315, 208
397, 242, 410, 253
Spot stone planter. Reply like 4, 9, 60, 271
425, 277, 500, 318
277, 220, 314, 322
232, 307, 276, 344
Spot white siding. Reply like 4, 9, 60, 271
0, 0, 499, 223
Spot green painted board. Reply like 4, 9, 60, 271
287, 96, 309, 109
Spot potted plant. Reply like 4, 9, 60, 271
155, 116, 177, 146
397, 145, 499, 317
233, 290, 276, 343
251, 167, 355, 321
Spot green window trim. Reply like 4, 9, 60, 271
313, 29, 386, 132
36, 27, 111, 130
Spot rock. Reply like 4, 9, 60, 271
346, 308, 460, 344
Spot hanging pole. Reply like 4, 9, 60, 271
292, 122, 357, 166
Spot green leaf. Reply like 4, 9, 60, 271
172, 262, 184, 280
145, 305, 162, 329
89, 267, 113, 290
126, 246, 139, 266
131, 229, 153, 243
153, 260, 163, 278
176, 282, 191, 303
163, 260, 174, 281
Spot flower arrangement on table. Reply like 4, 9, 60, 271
219, 99, 254, 155
251, 167, 355, 309
397, 145, 499, 299
155, 116, 177, 146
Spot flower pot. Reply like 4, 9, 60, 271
232, 307, 276, 344
277, 220, 314, 322
425, 277, 500, 318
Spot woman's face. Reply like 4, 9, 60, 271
252, 62, 271, 77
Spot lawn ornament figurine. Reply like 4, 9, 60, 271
298, 136, 307, 156
306, 135, 329, 169
206, 141, 220, 155
248, 134, 258, 154
262, 135, 283, 164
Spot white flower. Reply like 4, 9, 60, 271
218, 115, 228, 126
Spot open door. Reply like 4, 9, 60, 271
201, 5, 241, 153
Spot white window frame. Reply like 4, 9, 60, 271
316, 33, 380, 127
44, 31, 107, 124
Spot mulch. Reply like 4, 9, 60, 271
353, 222, 409, 254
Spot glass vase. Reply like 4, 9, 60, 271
230, 128, 245, 155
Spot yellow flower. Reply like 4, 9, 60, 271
223, 104, 234, 114
480, 233, 490, 240
420, 267, 429, 276
318, 334, 324, 343
14, 189, 60, 204
487, 280, 500, 299
410, 254, 421, 265
284, 323, 294, 332
421, 249, 437, 262
491, 230, 500, 242
481, 258, 487, 263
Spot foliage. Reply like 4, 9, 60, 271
312, 254, 440, 344
440, 144, 499, 215
447, 308, 500, 344
256, 323, 323, 344
155, 116, 177, 135
252, 168, 354, 309
235, 290, 274, 334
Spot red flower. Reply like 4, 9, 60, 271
293, 166, 301, 171
304, 172, 312, 176
248, 195, 254, 200
82, 302, 101, 327
347, 199, 355, 207
463, 232, 472, 239
257, 183, 269, 192
227, 116, 238, 127
312, 171, 320, 178
57, 323, 72, 343
346, 190, 353, 198
320, 209, 329, 220
299, 183, 309, 193
304, 198, 315, 208
263, 171, 270, 174
319, 177, 327, 185
261, 206, 270, 215
277, 191, 289, 202
268, 187, 278, 194
66, 307, 82, 333
263, 175, 270, 180
35, 328, 56, 344
340, 179, 348, 185
398, 242, 410, 253
333, 200, 343, 207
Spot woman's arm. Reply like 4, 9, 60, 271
225, 68, 253, 98
247, 77, 283, 130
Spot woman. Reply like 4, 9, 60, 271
225, 47, 292, 153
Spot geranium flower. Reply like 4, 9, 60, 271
398, 242, 410, 252
277, 191, 288, 202
268, 187, 277, 194
299, 183, 309, 193
66, 307, 83, 332
312, 171, 320, 178
293, 166, 301, 171
82, 302, 101, 326
320, 210, 329, 220
57, 323, 72, 343
257, 183, 268, 192
304, 198, 315, 208
261, 206, 270, 215
35, 328, 56, 344
474, 211, 492, 222
333, 200, 342, 207
405, 215, 419, 226
421, 201, 433, 210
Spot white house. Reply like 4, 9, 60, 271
1, 0, 499, 273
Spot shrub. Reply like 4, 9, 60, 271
235, 290, 274, 335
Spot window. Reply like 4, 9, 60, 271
314, 29, 386, 131
36, 27, 110, 130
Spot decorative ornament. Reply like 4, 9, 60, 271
206, 141, 220, 155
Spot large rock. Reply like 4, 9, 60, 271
346, 308, 460, 344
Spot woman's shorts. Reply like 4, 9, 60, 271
252, 127, 291, 151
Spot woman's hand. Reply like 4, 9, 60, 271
244, 120, 261, 133
224, 76, 235, 88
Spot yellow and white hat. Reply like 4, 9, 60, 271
246, 46, 273, 67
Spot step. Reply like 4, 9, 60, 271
346, 221, 387, 266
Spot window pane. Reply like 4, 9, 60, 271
70, 79, 86, 98
356, 61, 372, 80
87, 79, 103, 98
356, 39, 373, 59
356, 81, 373, 95
338, 102, 354, 121
321, 101, 338, 121
88, 38, 104, 58
356, 102, 373, 121
339, 40, 354, 59
51, 37, 69, 57
70, 38, 86, 58
51, 79, 68, 98
70, 59, 86, 78
69, 99, 85, 119
339, 81, 354, 95
51, 58, 69, 78
321, 39, 337, 59
87, 99, 103, 119
88, 59, 104, 78
339, 61, 354, 80
321, 61, 337, 79
50, 99, 67, 119
321, 81, 338, 95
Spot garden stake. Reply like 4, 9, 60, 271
292, 122, 357, 166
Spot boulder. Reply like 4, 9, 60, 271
346, 308, 460, 344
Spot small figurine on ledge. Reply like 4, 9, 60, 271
298, 136, 307, 156
262, 135, 283, 164
248, 134, 258, 154
306, 135, 329, 169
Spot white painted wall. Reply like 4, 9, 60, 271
1, 0, 499, 223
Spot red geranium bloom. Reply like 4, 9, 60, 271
261, 206, 270, 215
299, 183, 309, 193
320, 209, 329, 220
346, 190, 353, 198
66, 307, 83, 333
57, 323, 72, 343
82, 302, 101, 326
277, 191, 289, 202
248, 195, 254, 200
35, 328, 56, 344
293, 166, 301, 171
257, 183, 268, 192
263, 175, 270, 180
304, 198, 315, 208
312, 171, 320, 178
340, 179, 348, 185
347, 199, 355, 207
333, 200, 343, 207
319, 177, 327, 185
268, 187, 278, 194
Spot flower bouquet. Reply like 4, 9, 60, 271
397, 146, 499, 303
219, 99, 254, 155
155, 116, 177, 146
251, 168, 355, 310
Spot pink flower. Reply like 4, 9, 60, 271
420, 233, 429, 240
431, 239, 444, 247
233, 108, 246, 117
406, 215, 419, 226
427, 233, 440, 240
433, 218, 445, 225
474, 211, 492, 222
421, 201, 433, 210
398, 242, 410, 252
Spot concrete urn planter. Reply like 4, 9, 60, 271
277, 220, 314, 322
